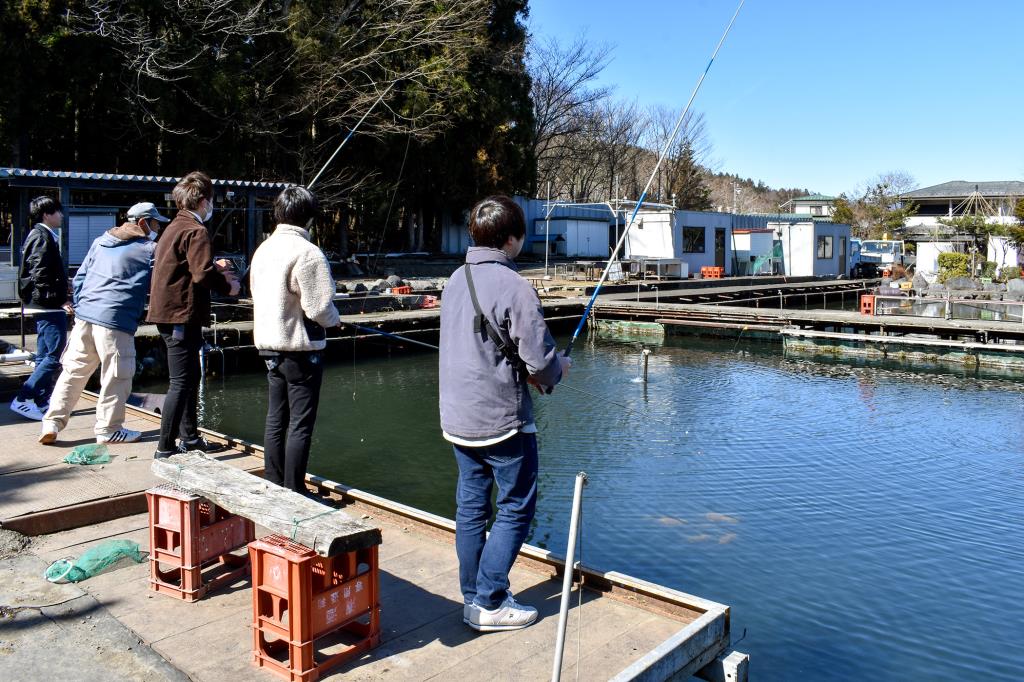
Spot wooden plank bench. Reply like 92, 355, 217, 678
152, 451, 383, 681
152, 451, 381, 555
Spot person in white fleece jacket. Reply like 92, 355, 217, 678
250, 186, 340, 493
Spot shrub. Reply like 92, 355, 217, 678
981, 261, 998, 279
1000, 265, 1021, 282
937, 252, 970, 283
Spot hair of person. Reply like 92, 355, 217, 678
29, 195, 62, 224
273, 186, 319, 226
172, 171, 213, 210
468, 195, 525, 249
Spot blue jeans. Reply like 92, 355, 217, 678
453, 432, 538, 610
17, 310, 67, 405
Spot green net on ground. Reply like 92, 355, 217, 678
44, 539, 146, 583
62, 443, 110, 465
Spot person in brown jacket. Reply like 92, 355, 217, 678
148, 171, 239, 458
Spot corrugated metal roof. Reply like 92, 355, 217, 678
902, 180, 1024, 199
0, 167, 290, 189
792, 194, 835, 202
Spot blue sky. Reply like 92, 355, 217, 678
527, 0, 1024, 196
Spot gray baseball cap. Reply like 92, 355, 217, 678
127, 202, 171, 223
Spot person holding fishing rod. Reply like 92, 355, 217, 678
439, 195, 571, 632
250, 186, 340, 494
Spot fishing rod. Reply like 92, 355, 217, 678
339, 320, 441, 351
308, 80, 397, 190
561, 0, 746, 358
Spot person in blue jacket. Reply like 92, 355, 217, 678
38, 202, 165, 445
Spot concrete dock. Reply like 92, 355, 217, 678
0, 397, 746, 681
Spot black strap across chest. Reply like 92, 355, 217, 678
463, 264, 527, 376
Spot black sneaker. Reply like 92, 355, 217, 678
177, 437, 228, 454
154, 449, 176, 460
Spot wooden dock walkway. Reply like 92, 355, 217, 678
0, 398, 746, 680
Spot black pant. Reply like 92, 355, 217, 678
264, 352, 324, 493
157, 323, 203, 452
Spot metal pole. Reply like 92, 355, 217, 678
642, 348, 652, 382
552, 471, 588, 682
545, 181, 551, 279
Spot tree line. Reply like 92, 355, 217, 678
1, 0, 535, 255
1, 2, 828, 255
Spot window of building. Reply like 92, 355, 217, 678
839, 236, 846, 262
683, 227, 706, 253
817, 235, 834, 259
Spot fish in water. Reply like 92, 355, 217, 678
686, 533, 712, 543
656, 516, 687, 527
718, 533, 738, 544
705, 512, 740, 524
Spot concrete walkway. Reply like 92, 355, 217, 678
0, 396, 262, 535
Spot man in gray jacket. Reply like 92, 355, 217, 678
439, 195, 570, 632
39, 202, 164, 445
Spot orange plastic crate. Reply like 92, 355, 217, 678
249, 534, 380, 682
146, 484, 254, 602
388, 285, 412, 295
701, 266, 723, 279
860, 294, 876, 316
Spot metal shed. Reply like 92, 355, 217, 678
1, 167, 289, 268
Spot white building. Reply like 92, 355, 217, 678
769, 219, 852, 277
791, 194, 836, 218
439, 196, 852, 278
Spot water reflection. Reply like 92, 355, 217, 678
178, 335, 1024, 682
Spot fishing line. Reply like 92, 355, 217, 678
562, 0, 747, 358
335, 323, 682, 427
365, 133, 413, 288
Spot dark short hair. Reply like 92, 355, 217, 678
273, 186, 318, 226
30, 195, 62, 223
468, 195, 525, 249
172, 171, 213, 210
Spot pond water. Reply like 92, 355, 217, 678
171, 335, 1024, 681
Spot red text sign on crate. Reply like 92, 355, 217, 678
146, 484, 254, 602
249, 534, 380, 682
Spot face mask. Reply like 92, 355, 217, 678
203, 201, 214, 222
148, 229, 158, 241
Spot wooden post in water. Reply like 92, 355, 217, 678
642, 348, 652, 382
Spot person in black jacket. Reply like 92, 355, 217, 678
12, 196, 72, 421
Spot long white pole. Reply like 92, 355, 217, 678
552, 471, 588, 682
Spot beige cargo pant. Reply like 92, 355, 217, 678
44, 319, 136, 437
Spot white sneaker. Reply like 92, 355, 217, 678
97, 428, 142, 444
10, 399, 44, 421
464, 595, 538, 632
39, 421, 59, 445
